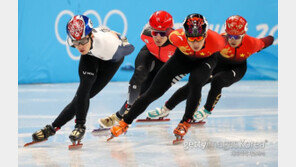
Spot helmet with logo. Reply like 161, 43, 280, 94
183, 13, 208, 37
66, 15, 93, 40
149, 11, 173, 31
225, 15, 248, 35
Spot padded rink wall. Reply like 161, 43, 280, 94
18, 0, 278, 84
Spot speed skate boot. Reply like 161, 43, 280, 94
147, 106, 170, 119
173, 121, 191, 144
68, 124, 86, 149
98, 114, 121, 128
32, 124, 56, 142
24, 124, 57, 147
107, 120, 129, 141
193, 107, 211, 123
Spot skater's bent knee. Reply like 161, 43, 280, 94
211, 78, 226, 89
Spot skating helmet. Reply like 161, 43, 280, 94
66, 15, 93, 40
225, 15, 248, 35
149, 11, 173, 31
183, 13, 208, 37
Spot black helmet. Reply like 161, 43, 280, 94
183, 13, 208, 37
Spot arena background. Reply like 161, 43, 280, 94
18, 0, 278, 84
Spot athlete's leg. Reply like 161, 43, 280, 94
204, 61, 247, 111
89, 58, 124, 98
52, 55, 100, 128
123, 50, 192, 124
117, 46, 160, 117
165, 70, 213, 110
181, 56, 217, 122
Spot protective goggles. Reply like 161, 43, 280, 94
72, 37, 90, 46
226, 34, 243, 40
151, 30, 167, 37
187, 35, 205, 42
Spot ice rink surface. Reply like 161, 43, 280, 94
18, 81, 277, 167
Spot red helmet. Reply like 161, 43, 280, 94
225, 15, 248, 35
149, 11, 173, 31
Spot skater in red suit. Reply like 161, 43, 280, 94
147, 15, 274, 123
98, 11, 177, 128
25, 15, 134, 148
108, 13, 226, 142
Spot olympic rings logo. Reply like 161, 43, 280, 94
55, 9, 128, 60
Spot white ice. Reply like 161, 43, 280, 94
18, 81, 278, 167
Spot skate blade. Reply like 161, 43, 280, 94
68, 142, 83, 150
190, 121, 206, 125
172, 138, 184, 145
136, 117, 170, 122
107, 135, 115, 142
91, 127, 111, 137
24, 139, 48, 147
92, 127, 111, 133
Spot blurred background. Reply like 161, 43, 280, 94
18, 0, 278, 84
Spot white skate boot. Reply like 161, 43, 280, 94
98, 114, 121, 128
193, 107, 211, 122
147, 106, 170, 119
